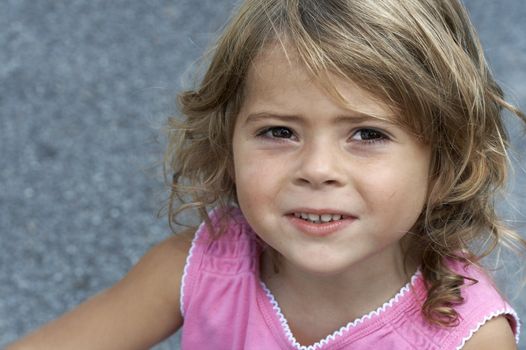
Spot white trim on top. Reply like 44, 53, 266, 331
260, 270, 422, 350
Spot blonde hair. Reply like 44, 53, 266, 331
164, 0, 526, 327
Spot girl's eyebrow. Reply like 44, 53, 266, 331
243, 111, 396, 125
243, 112, 302, 125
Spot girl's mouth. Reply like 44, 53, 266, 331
292, 212, 347, 224
286, 211, 355, 237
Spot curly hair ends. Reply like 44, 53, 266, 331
164, 0, 526, 326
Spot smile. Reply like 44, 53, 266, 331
293, 212, 346, 224
286, 211, 355, 237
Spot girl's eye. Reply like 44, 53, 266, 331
350, 128, 388, 143
258, 126, 295, 139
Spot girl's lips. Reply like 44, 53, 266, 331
286, 214, 355, 237
286, 208, 353, 217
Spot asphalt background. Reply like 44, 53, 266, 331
1, 0, 525, 348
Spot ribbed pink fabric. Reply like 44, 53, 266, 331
180, 208, 520, 349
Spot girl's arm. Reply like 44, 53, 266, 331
7, 229, 195, 350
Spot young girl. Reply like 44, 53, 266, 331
9, 0, 526, 349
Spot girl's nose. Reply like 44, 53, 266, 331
294, 140, 347, 188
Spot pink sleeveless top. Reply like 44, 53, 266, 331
180, 208, 520, 349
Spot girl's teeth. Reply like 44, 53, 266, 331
320, 214, 332, 222
308, 213, 319, 221
294, 213, 345, 223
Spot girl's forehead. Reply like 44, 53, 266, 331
243, 45, 397, 123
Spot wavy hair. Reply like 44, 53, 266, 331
164, 0, 526, 327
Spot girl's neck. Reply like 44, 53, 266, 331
259, 245, 419, 322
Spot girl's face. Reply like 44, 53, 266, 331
232, 45, 431, 277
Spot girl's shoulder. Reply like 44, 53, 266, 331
461, 315, 517, 350
419, 258, 520, 350
138, 227, 196, 310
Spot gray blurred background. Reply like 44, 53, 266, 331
1, 0, 525, 349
